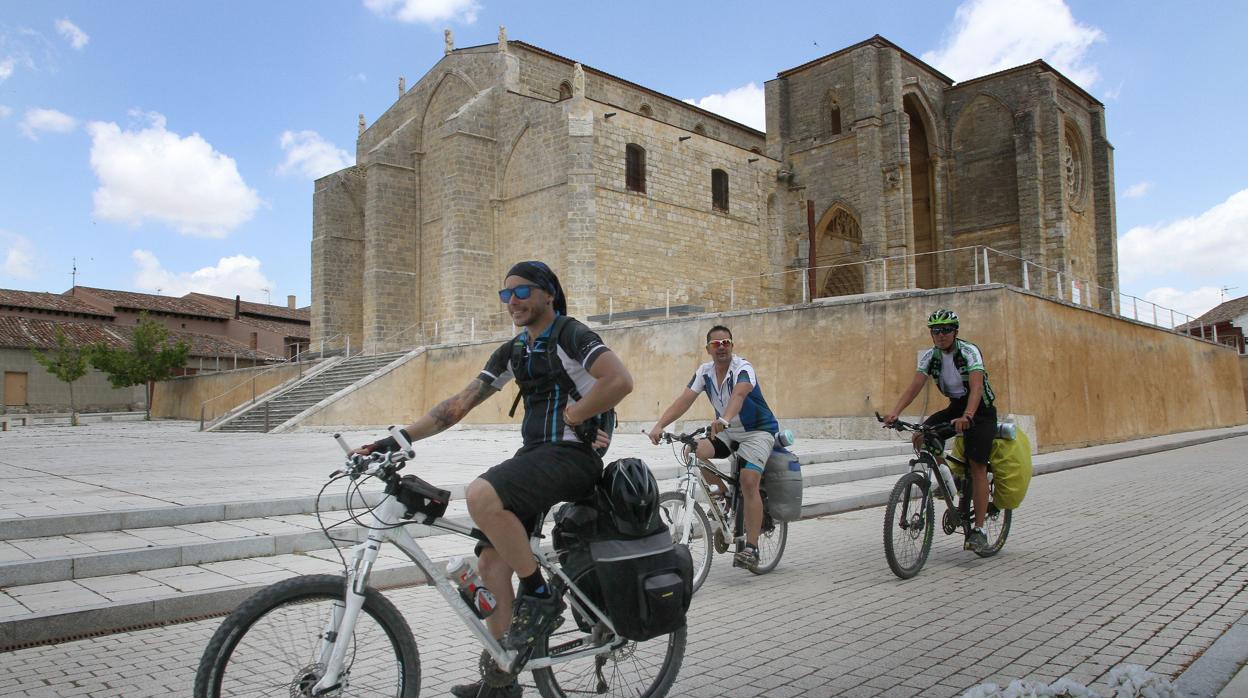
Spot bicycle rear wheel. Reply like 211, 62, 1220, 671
194, 574, 420, 698
975, 504, 1012, 558
749, 512, 787, 575
531, 624, 685, 697
658, 491, 712, 593
883, 471, 935, 579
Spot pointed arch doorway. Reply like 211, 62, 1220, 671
815, 206, 864, 298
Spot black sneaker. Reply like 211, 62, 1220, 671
733, 544, 760, 571
965, 527, 989, 552
501, 592, 566, 651
449, 678, 522, 697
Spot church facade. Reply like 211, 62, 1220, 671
311, 33, 1115, 350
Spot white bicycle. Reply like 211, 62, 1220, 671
655, 428, 788, 593
193, 430, 685, 697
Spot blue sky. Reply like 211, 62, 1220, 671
1, 0, 1245, 319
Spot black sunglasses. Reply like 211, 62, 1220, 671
929, 327, 957, 335
499, 284, 541, 303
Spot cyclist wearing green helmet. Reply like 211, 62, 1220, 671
883, 308, 998, 553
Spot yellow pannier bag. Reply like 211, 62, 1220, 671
949, 428, 1033, 510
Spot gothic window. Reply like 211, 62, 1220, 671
693, 123, 706, 136
830, 103, 842, 135
626, 143, 646, 193
639, 103, 652, 117
558, 81, 572, 100
828, 208, 860, 242
750, 147, 762, 155
712, 169, 729, 212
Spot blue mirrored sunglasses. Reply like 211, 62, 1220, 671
498, 284, 540, 303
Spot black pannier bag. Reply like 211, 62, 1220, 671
589, 530, 693, 642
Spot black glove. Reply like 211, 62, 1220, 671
371, 428, 412, 454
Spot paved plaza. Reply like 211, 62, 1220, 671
1, 422, 1246, 696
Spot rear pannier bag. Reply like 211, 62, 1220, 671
762, 447, 803, 522
589, 529, 693, 642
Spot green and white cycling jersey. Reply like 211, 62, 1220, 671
916, 338, 996, 406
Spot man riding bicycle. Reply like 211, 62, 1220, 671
356, 261, 633, 698
882, 309, 998, 553
647, 325, 778, 571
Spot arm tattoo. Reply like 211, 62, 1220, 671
428, 379, 497, 430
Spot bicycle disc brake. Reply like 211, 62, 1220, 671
292, 663, 342, 697
479, 649, 519, 689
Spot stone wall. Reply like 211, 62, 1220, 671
296, 285, 1246, 451
151, 362, 308, 421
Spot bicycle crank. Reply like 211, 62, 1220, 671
479, 649, 520, 689
941, 508, 958, 535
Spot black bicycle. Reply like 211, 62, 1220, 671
877, 413, 1011, 579
654, 428, 787, 591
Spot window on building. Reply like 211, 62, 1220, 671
830, 104, 842, 135
693, 123, 706, 136
712, 169, 729, 212
558, 81, 572, 100
625, 143, 646, 193
638, 103, 652, 117
249, 332, 258, 350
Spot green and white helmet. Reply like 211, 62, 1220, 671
926, 309, 959, 327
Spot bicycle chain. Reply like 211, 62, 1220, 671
478, 649, 519, 688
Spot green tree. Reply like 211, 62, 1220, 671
90, 313, 190, 420
31, 327, 90, 426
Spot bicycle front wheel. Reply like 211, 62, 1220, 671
883, 471, 935, 579
750, 513, 787, 575
975, 504, 1012, 558
532, 625, 686, 697
658, 491, 712, 593
194, 574, 420, 698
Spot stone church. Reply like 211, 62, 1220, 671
311, 33, 1115, 350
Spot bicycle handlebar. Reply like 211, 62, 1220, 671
875, 412, 955, 435
659, 427, 707, 447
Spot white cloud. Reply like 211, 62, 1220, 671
277, 130, 353, 179
363, 0, 480, 24
54, 18, 88, 50
923, 0, 1104, 87
18, 107, 77, 139
1124, 181, 1152, 199
132, 250, 274, 302
1141, 287, 1223, 323
350, 72, 367, 82
1119, 188, 1248, 285
86, 111, 261, 238
0, 105, 11, 118
0, 58, 14, 81
0, 231, 36, 280
684, 82, 766, 132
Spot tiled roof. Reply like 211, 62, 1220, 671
0, 289, 115, 318
70, 286, 231, 319
184, 292, 311, 324
1178, 294, 1248, 330
0, 316, 280, 361
234, 315, 311, 340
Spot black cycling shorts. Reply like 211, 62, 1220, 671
925, 399, 997, 465
475, 441, 601, 553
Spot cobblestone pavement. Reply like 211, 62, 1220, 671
2, 437, 1245, 697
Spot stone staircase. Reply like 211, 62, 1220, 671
211, 351, 411, 433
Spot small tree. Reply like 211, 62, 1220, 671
32, 327, 90, 426
90, 312, 190, 420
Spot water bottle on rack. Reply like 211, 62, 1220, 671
775, 429, 796, 448
935, 461, 958, 501
445, 556, 496, 619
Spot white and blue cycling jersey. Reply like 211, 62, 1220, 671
687, 355, 779, 434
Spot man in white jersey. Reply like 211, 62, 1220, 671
648, 325, 780, 571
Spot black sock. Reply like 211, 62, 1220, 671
519, 569, 549, 598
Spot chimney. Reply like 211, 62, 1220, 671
287, 295, 296, 309
234, 295, 241, 319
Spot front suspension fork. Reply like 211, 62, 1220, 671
313, 534, 382, 693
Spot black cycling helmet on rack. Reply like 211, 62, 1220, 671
600, 458, 661, 537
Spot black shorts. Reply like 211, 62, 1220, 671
476, 441, 601, 551
925, 399, 997, 465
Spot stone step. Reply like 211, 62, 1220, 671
0, 469, 887, 649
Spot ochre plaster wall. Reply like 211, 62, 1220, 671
298, 286, 1245, 451
152, 363, 307, 421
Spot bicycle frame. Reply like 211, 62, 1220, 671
671, 449, 742, 548
311, 484, 621, 693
